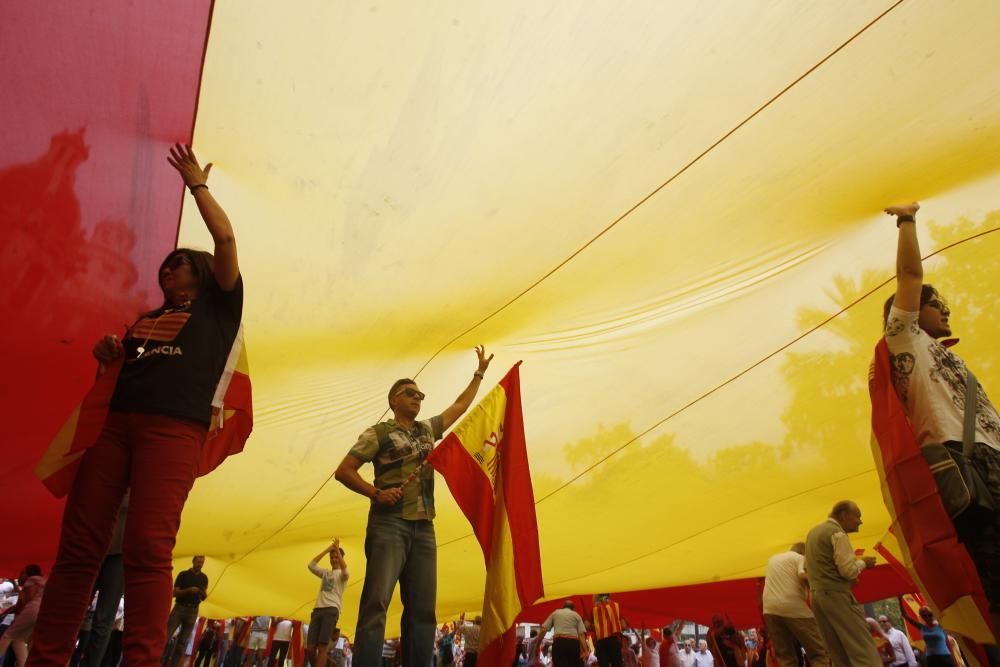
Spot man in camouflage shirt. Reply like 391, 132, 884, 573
335, 346, 494, 667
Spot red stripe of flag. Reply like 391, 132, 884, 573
498, 366, 543, 609
428, 431, 496, 556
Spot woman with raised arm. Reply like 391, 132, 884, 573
28, 144, 244, 667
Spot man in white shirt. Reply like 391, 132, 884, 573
308, 539, 350, 667
804, 501, 881, 667
762, 543, 831, 667
882, 202, 1000, 645
691, 640, 713, 667
678, 639, 696, 667
876, 616, 915, 667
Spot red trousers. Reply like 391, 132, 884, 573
28, 411, 204, 667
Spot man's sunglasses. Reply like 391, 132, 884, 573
394, 387, 426, 401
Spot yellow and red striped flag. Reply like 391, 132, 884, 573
868, 338, 994, 648
428, 362, 543, 667
36, 325, 253, 495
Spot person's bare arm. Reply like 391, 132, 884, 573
311, 540, 338, 565
885, 202, 922, 313
440, 346, 494, 430
334, 454, 403, 506
168, 144, 239, 291
330, 541, 346, 571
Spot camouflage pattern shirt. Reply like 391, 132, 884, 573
349, 416, 444, 520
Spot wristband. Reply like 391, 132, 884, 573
372, 488, 381, 499
896, 214, 915, 226
189, 183, 209, 194
474, 371, 485, 380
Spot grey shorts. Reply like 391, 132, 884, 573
307, 606, 340, 646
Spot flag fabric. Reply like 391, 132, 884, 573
427, 362, 543, 667
868, 338, 994, 644
290, 620, 305, 667
190, 617, 207, 661
234, 616, 254, 650
265, 618, 277, 656
36, 324, 253, 496
897, 592, 928, 648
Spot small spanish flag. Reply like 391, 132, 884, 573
35, 325, 253, 496
428, 362, 543, 667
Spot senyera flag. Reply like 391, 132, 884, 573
868, 338, 995, 653
36, 325, 253, 496
428, 362, 543, 667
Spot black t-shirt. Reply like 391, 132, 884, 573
174, 568, 209, 606
111, 276, 243, 426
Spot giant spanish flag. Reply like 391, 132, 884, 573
8, 0, 1000, 632
428, 363, 543, 667
868, 338, 994, 645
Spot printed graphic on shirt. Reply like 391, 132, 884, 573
885, 316, 906, 337
128, 311, 191, 342
889, 352, 916, 403
928, 344, 1000, 440
886, 311, 921, 338
348, 416, 443, 520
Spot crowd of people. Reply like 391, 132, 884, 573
5, 134, 1000, 667
0, 563, 351, 667
761, 502, 970, 667
0, 497, 976, 667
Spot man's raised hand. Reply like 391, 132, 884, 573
475, 345, 494, 374
884, 202, 920, 218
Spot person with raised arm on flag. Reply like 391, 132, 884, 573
30, 144, 251, 667
334, 346, 494, 667
871, 202, 1000, 662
